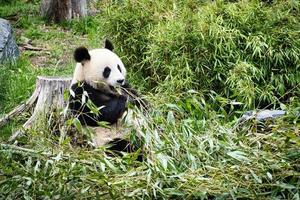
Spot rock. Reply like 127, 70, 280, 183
239, 109, 286, 123
0, 18, 20, 63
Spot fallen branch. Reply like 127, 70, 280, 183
22, 44, 45, 51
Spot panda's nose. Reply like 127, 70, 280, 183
117, 79, 124, 85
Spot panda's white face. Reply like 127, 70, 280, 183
83, 49, 126, 87
72, 47, 127, 89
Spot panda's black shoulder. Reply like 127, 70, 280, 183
70, 81, 92, 92
70, 81, 102, 96
70, 81, 117, 98
70, 81, 123, 107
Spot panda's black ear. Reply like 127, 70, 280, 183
104, 39, 114, 51
74, 47, 90, 63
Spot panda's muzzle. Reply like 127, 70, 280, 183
117, 79, 125, 85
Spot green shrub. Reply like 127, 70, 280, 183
98, 0, 300, 108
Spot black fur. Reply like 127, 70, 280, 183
74, 47, 91, 63
104, 39, 114, 51
107, 138, 143, 161
117, 64, 122, 73
69, 82, 127, 126
103, 67, 111, 79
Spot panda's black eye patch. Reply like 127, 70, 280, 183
103, 67, 111, 78
117, 65, 122, 73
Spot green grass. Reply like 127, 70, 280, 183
0, 0, 299, 199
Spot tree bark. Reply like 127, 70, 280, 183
23, 76, 72, 128
71, 0, 87, 18
40, 0, 88, 23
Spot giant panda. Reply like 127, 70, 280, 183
68, 39, 145, 159
69, 39, 145, 126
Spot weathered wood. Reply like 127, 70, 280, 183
23, 44, 45, 51
9, 76, 72, 141
71, 0, 87, 18
24, 76, 72, 128
40, 0, 88, 23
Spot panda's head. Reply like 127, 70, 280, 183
72, 40, 126, 88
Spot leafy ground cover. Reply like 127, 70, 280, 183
0, 0, 299, 199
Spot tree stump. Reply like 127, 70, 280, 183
6, 76, 72, 141
24, 76, 72, 127
40, 0, 88, 23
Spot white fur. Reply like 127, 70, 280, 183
71, 48, 126, 88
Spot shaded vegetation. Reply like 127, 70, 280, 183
0, 0, 299, 199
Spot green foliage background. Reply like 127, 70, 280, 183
0, 0, 299, 199
99, 0, 299, 108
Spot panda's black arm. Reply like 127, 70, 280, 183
82, 83, 127, 124
96, 95, 127, 124
122, 82, 148, 109
70, 82, 127, 125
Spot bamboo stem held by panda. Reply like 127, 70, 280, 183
8, 76, 72, 142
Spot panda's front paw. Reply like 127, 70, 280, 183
119, 95, 127, 102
